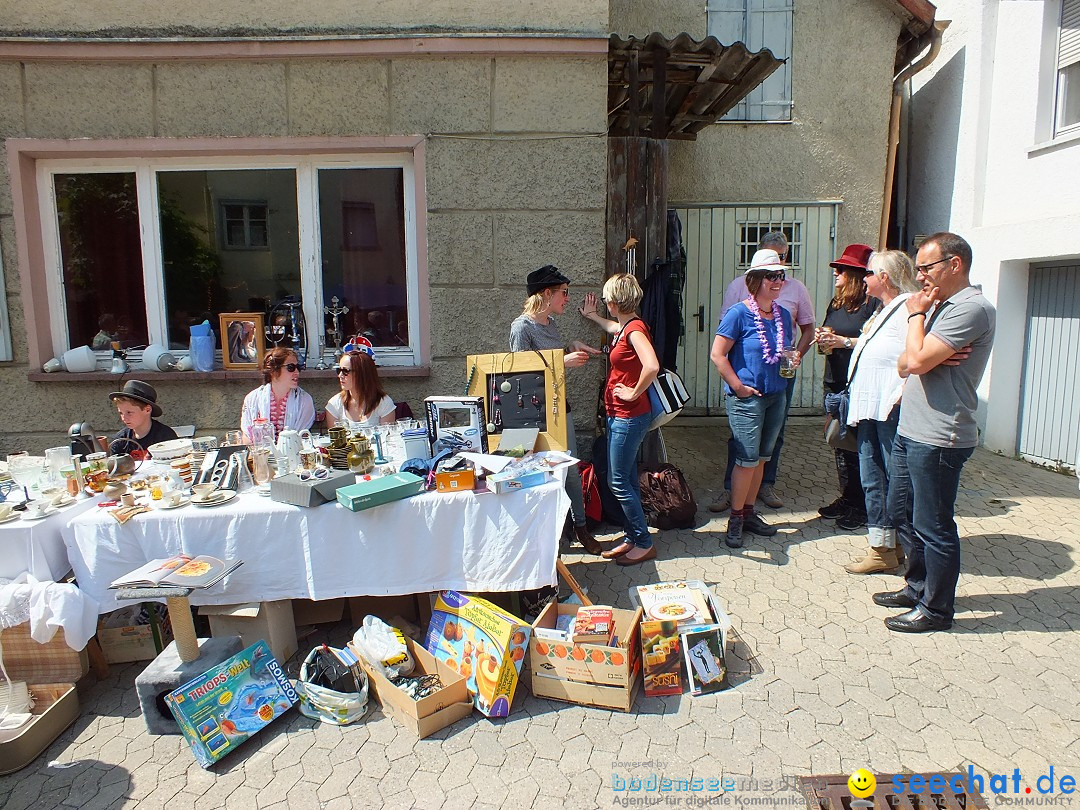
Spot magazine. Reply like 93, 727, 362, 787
109, 555, 242, 590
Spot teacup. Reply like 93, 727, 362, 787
167, 491, 183, 507
191, 483, 217, 500
25, 500, 48, 518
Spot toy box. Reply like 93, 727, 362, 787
423, 591, 530, 718
424, 396, 489, 455
434, 468, 476, 493
487, 467, 549, 494
336, 472, 425, 512
529, 602, 643, 712
164, 640, 298, 768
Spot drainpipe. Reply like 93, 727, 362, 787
879, 20, 949, 250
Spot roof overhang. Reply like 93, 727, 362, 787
608, 32, 783, 140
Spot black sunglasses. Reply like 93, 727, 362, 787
283, 362, 301, 373
763, 271, 786, 282
336, 367, 351, 376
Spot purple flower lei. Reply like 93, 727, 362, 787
744, 296, 784, 364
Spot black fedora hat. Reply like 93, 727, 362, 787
109, 379, 162, 417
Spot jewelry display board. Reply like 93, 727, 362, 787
465, 350, 568, 452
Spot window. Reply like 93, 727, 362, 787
39, 154, 420, 366
1056, 0, 1080, 135
738, 221, 802, 269
707, 0, 794, 121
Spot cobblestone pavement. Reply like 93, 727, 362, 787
3, 424, 1079, 810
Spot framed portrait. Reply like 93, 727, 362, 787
465, 350, 568, 452
219, 312, 266, 371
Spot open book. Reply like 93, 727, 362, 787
109, 555, 242, 590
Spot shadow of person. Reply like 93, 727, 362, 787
952, 585, 1080, 634
961, 533, 1074, 579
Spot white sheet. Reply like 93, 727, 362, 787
0, 496, 100, 582
63, 473, 568, 614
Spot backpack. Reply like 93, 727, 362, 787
578, 461, 603, 528
638, 463, 697, 530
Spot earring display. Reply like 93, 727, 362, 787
465, 350, 568, 452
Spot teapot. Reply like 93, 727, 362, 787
275, 428, 305, 475
106, 453, 138, 477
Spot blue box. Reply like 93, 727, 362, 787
336, 472, 425, 511
488, 468, 549, 494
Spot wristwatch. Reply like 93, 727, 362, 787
843, 337, 853, 349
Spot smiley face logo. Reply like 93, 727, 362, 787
848, 769, 876, 798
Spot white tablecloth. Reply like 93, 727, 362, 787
0, 496, 100, 582
63, 475, 568, 613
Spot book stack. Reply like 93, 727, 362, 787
571, 606, 616, 646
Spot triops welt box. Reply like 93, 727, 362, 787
423, 591, 531, 718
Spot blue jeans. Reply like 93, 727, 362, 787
725, 390, 787, 468
607, 413, 653, 548
886, 434, 974, 623
724, 374, 795, 488
856, 406, 899, 547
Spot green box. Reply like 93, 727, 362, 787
336, 472, 426, 512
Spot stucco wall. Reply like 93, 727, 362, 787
0, 49, 609, 453
611, 0, 903, 251
0, 1, 608, 36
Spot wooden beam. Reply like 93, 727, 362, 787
652, 47, 668, 139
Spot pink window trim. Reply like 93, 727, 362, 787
7, 135, 430, 368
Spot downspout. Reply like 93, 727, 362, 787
878, 20, 949, 250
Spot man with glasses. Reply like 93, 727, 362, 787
874, 232, 996, 633
711, 232, 816, 513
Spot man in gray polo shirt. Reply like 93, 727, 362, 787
873, 232, 996, 633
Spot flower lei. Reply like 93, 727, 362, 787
744, 296, 785, 364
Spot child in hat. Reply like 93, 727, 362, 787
108, 380, 178, 459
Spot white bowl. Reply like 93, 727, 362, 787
146, 438, 194, 461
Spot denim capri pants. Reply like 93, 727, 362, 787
725, 390, 787, 468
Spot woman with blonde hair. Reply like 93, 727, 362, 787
326, 349, 396, 429
843, 249, 920, 571
240, 347, 316, 438
580, 273, 660, 565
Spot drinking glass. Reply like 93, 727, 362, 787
224, 430, 244, 446
7, 452, 34, 501
779, 349, 798, 379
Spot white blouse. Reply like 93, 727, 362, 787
846, 294, 911, 426
325, 392, 396, 430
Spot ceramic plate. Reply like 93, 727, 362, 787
20, 506, 57, 521
0, 512, 20, 525
192, 490, 237, 507
151, 497, 190, 510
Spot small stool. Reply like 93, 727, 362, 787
117, 586, 243, 736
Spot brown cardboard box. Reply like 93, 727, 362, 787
529, 602, 643, 712
200, 601, 298, 664
434, 469, 475, 493
351, 637, 473, 738
96, 609, 174, 665
292, 598, 345, 626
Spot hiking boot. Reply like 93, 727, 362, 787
757, 484, 783, 509
574, 525, 603, 556
844, 547, 900, 575
818, 498, 848, 519
742, 510, 777, 537
836, 509, 868, 531
725, 515, 745, 548
708, 490, 731, 513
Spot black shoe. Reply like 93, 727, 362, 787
836, 509, 868, 531
725, 516, 745, 548
884, 607, 952, 633
742, 510, 777, 537
818, 498, 848, 519
872, 589, 918, 609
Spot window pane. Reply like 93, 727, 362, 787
318, 168, 408, 348
53, 173, 148, 350
1059, 62, 1080, 132
157, 170, 299, 349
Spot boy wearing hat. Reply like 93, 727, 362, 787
108, 380, 178, 459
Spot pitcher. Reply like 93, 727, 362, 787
276, 428, 303, 475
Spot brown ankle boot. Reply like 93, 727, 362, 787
844, 547, 898, 575
574, 525, 603, 556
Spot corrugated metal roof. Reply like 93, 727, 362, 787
608, 32, 784, 139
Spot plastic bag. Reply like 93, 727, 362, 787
189, 335, 216, 372
351, 616, 414, 678
296, 647, 369, 726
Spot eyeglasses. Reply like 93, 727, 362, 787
298, 467, 329, 481
336, 367, 351, 376
915, 257, 951, 274
763, 271, 786, 282
558, 289, 570, 297
283, 363, 301, 373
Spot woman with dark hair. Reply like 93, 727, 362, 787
815, 244, 881, 526
325, 349, 396, 429
240, 347, 316, 438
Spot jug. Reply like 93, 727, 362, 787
276, 428, 303, 475
44, 446, 72, 489
248, 418, 276, 451
106, 453, 138, 477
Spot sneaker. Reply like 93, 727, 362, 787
836, 509, 868, 531
742, 510, 777, 537
708, 490, 732, 513
818, 498, 848, 519
757, 484, 783, 509
725, 515, 745, 548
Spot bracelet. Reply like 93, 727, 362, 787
908, 311, 928, 321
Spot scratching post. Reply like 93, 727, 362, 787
166, 595, 199, 662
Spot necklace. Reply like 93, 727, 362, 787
744, 296, 784, 364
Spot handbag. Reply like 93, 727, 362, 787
648, 369, 690, 430
824, 414, 857, 452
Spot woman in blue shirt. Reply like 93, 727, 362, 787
710, 249, 799, 549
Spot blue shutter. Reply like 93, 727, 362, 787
708, 0, 793, 121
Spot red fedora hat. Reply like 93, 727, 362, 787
829, 243, 874, 272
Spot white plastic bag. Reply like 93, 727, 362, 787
296, 647, 369, 726
351, 615, 415, 678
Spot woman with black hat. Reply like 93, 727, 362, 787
509, 265, 603, 556
108, 380, 178, 459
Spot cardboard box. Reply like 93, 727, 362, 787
270, 468, 355, 507
529, 602, 643, 712
434, 468, 475, 493
0, 683, 80, 776
292, 598, 345, 626
337, 472, 425, 512
96, 608, 174, 665
487, 467, 549, 494
424, 396, 489, 454
423, 591, 530, 718
351, 637, 473, 738
200, 601, 298, 664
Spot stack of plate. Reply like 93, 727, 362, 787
327, 446, 350, 470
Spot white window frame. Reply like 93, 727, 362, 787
1055, 0, 1080, 137
707, 0, 794, 122
36, 153, 421, 368
219, 200, 270, 250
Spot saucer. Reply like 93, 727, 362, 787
255, 483, 272, 497
0, 512, 19, 525
192, 490, 237, 507
21, 506, 56, 521
152, 497, 190, 510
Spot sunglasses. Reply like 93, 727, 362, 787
298, 467, 329, 481
336, 367, 351, 376
763, 271, 786, 282
283, 363, 301, 373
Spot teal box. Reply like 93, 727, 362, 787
336, 472, 426, 511
488, 468, 549, 494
